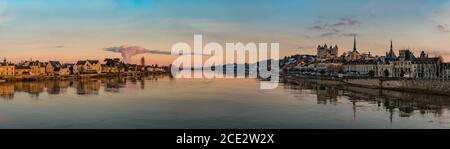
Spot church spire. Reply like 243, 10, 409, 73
390, 40, 393, 50
352, 35, 357, 52
387, 40, 397, 60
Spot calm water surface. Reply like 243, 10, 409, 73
0, 75, 449, 128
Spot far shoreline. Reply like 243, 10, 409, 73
0, 72, 170, 83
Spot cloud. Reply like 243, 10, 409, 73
431, 3, 450, 33
340, 33, 359, 37
436, 24, 450, 32
320, 32, 359, 37
331, 28, 340, 33
308, 17, 360, 31
49, 45, 65, 49
104, 44, 207, 63
334, 17, 360, 27
307, 17, 360, 38
296, 46, 315, 51
104, 45, 172, 63
320, 32, 338, 37
308, 25, 325, 30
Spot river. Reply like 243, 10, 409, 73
0, 74, 449, 128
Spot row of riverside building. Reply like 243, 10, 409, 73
0, 58, 167, 78
280, 36, 450, 79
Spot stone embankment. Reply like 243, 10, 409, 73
343, 78, 450, 96
282, 72, 450, 96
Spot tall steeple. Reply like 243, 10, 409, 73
352, 35, 357, 52
387, 40, 397, 60
390, 40, 393, 50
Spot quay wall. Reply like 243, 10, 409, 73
343, 79, 450, 95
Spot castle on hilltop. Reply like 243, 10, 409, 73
317, 44, 338, 60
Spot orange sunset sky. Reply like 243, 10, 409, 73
1, 0, 450, 65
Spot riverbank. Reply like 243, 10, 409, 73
281, 73, 450, 96
343, 78, 450, 96
0, 72, 169, 83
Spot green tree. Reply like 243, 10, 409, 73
384, 69, 390, 77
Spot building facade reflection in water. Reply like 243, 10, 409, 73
0, 74, 449, 128
281, 78, 450, 120
0, 74, 166, 99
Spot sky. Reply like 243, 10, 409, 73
1, 0, 450, 65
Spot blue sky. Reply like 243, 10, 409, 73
1, 0, 450, 64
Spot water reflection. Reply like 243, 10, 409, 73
0, 74, 166, 100
280, 78, 450, 120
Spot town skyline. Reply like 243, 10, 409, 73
1, 0, 450, 64
1, 36, 449, 65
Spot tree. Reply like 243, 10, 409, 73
400, 70, 405, 78
368, 70, 375, 77
384, 69, 390, 77
319, 70, 326, 75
